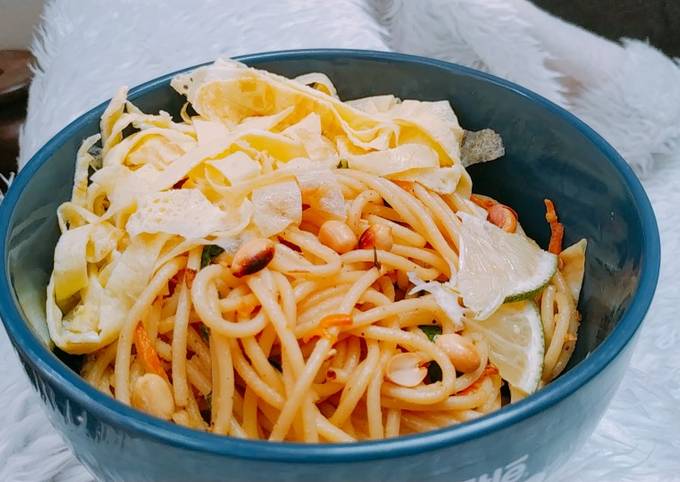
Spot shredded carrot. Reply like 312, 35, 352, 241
544, 199, 564, 254
302, 313, 354, 344
134, 324, 168, 381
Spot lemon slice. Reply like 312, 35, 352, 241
466, 300, 544, 394
457, 212, 557, 319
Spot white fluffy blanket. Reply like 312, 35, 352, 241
2, 1, 679, 480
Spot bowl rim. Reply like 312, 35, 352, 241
0, 49, 660, 463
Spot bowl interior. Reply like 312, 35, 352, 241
4, 51, 646, 396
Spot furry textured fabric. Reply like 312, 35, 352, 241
2, 0, 679, 480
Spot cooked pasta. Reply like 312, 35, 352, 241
47, 59, 586, 442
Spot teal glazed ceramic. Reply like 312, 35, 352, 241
0, 50, 660, 482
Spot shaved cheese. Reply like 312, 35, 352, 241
241, 130, 306, 162
407, 272, 465, 329
207, 151, 261, 185
50, 221, 123, 306
295, 169, 345, 218
104, 111, 177, 155
240, 105, 295, 132
126, 134, 186, 168
95, 235, 167, 348
347, 144, 439, 176
346, 95, 400, 114
385, 99, 463, 165
61, 273, 104, 338
100, 86, 128, 146
127, 189, 231, 239
283, 159, 345, 217
91, 163, 161, 216
71, 134, 101, 209
213, 199, 253, 236
389, 166, 464, 194
94, 138, 236, 211
559, 239, 587, 301
52, 225, 91, 301
86, 223, 123, 263
282, 113, 337, 161
103, 127, 196, 167
252, 180, 302, 237
193, 119, 230, 146
171, 59, 398, 157
57, 202, 101, 233
47, 274, 101, 353
294, 72, 338, 98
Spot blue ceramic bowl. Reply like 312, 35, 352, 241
0, 50, 660, 482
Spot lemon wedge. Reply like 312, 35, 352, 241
466, 300, 544, 394
457, 212, 557, 319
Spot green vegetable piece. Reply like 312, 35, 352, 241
201, 245, 224, 268
419, 324, 442, 341
198, 324, 210, 342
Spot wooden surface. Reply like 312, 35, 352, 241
0, 50, 32, 181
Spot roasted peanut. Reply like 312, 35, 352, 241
231, 238, 275, 278
487, 204, 517, 233
131, 373, 175, 420
358, 224, 393, 251
318, 220, 357, 254
470, 194, 497, 210
435, 333, 481, 373
386, 352, 427, 387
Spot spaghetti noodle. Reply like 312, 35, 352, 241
47, 59, 586, 442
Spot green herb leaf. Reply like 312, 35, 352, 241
201, 245, 224, 268
427, 361, 442, 383
337, 159, 349, 169
419, 324, 442, 341
198, 324, 210, 342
